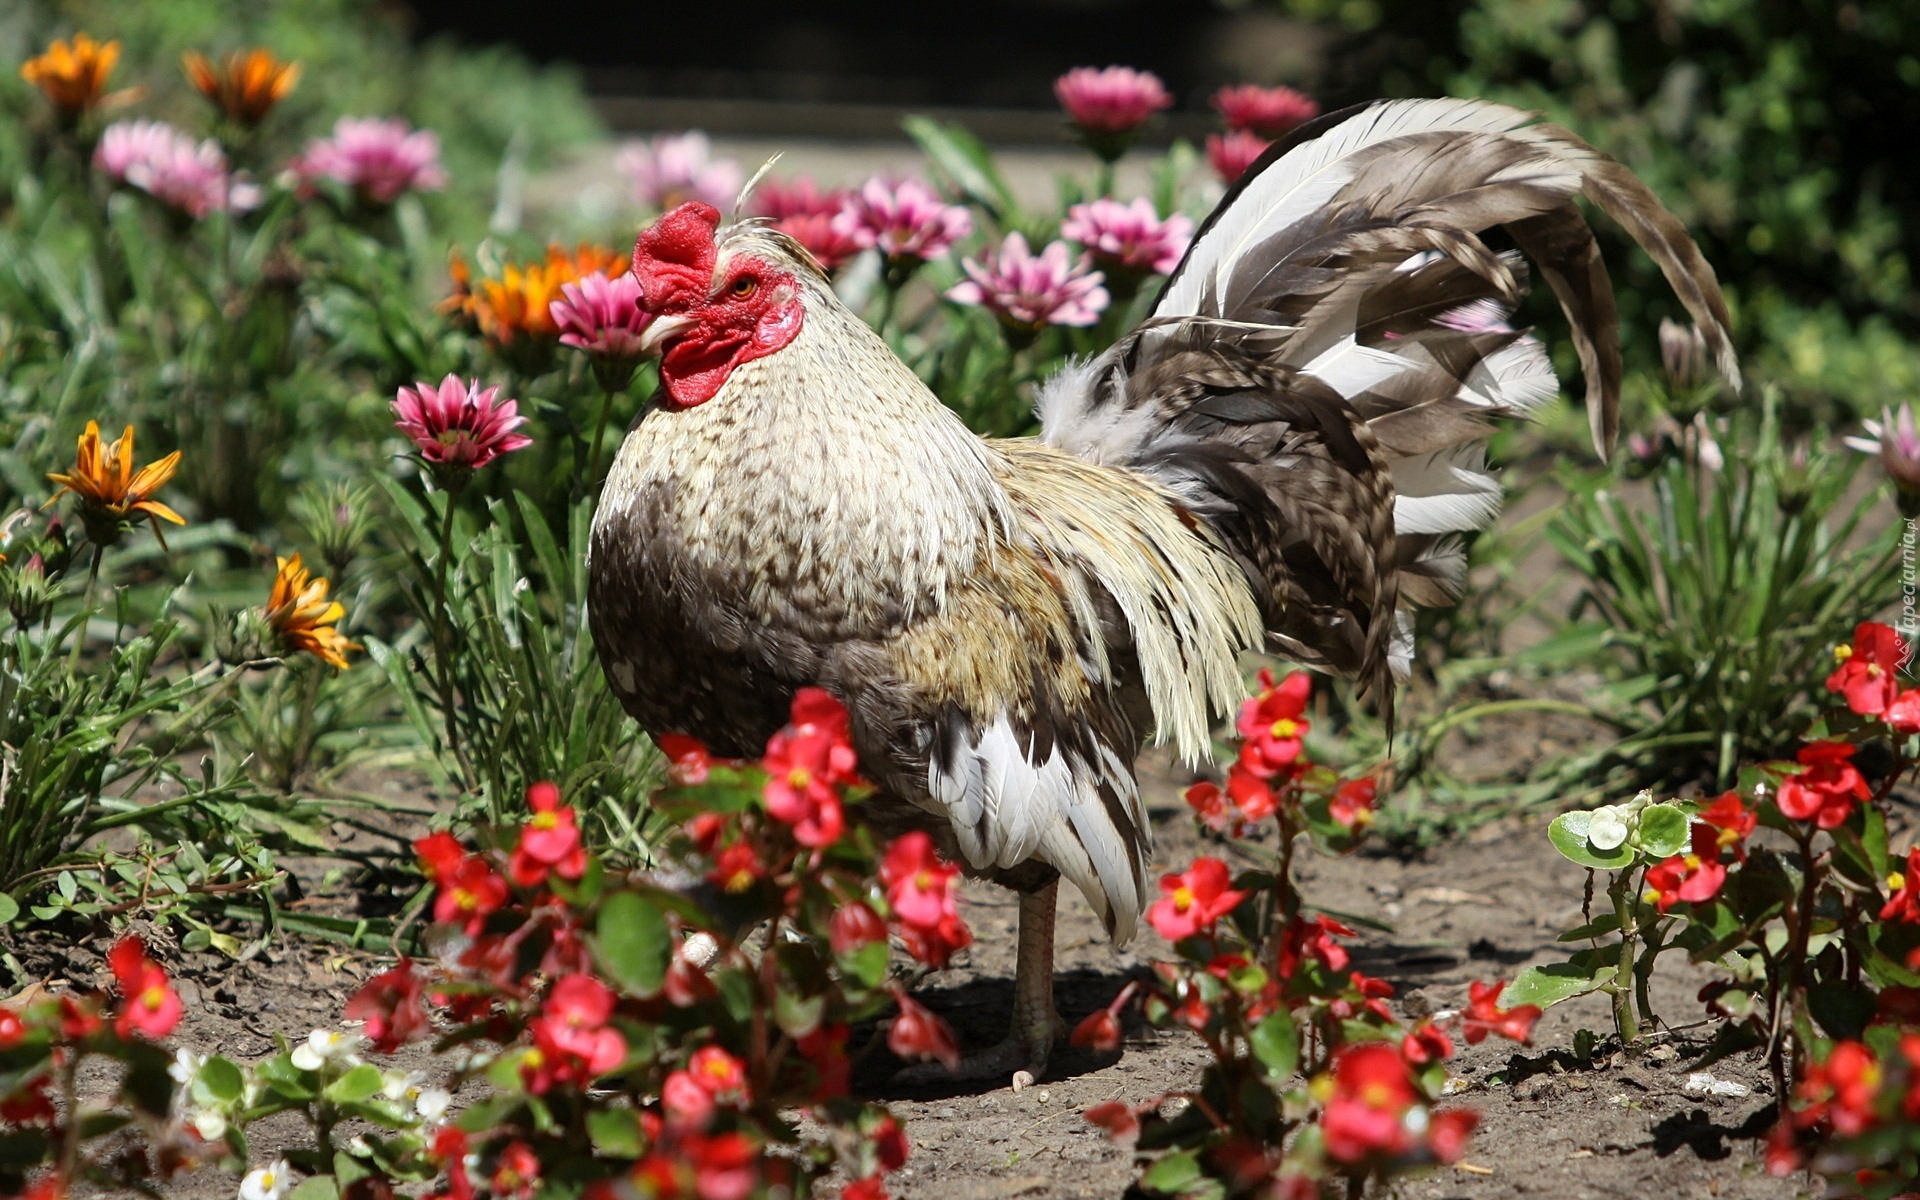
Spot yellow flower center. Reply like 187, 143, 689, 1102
1682, 854, 1702, 871
1868, 663, 1884, 679
1716, 827, 1742, 849
1834, 643, 1854, 664
1173, 885, 1195, 911
530, 812, 559, 831
1270, 718, 1299, 740
1891, 871, 1907, 892
788, 766, 813, 789
1359, 1080, 1398, 1109
141, 984, 168, 1010
723, 869, 753, 893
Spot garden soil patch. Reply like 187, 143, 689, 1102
9, 749, 1831, 1198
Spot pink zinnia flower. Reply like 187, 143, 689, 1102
94, 118, 259, 217
836, 177, 972, 266
616, 131, 744, 213
392, 374, 533, 474
295, 116, 447, 205
772, 213, 865, 273
747, 175, 845, 220
1054, 66, 1171, 135
1206, 129, 1273, 185
1061, 197, 1193, 276
1210, 84, 1318, 138
550, 270, 651, 361
948, 234, 1108, 335
1846, 403, 1920, 496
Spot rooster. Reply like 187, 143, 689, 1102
588, 98, 1739, 1083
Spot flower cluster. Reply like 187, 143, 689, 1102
1211, 84, 1319, 139
262, 553, 359, 669
616, 131, 745, 213
838, 177, 973, 271
293, 116, 447, 206
748, 177, 864, 272
1202, 82, 1317, 185
1182, 669, 1376, 840
1827, 619, 1920, 727
1080, 671, 1511, 1194
948, 233, 1108, 340
760, 686, 862, 847
881, 831, 972, 967
445, 242, 631, 350
20, 32, 127, 117
1054, 66, 1171, 161
1642, 791, 1754, 911
391, 373, 533, 485
1844, 401, 1920, 501
46, 419, 185, 548
182, 48, 299, 126
1060, 197, 1193, 279
95, 119, 260, 217
0, 936, 187, 1196
325, 692, 971, 1200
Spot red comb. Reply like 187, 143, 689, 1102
632, 201, 721, 313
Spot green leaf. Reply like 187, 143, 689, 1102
1249, 1010, 1299, 1078
774, 989, 825, 1039
1636, 804, 1691, 859
593, 889, 670, 996
1140, 1149, 1204, 1194
323, 1064, 384, 1104
1502, 960, 1613, 1010
1549, 811, 1635, 870
0, 895, 17, 925
901, 117, 1017, 221
587, 1107, 647, 1157
198, 1056, 245, 1104
843, 940, 890, 991
288, 1176, 340, 1200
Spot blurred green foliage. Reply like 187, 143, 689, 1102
1281, 0, 1920, 423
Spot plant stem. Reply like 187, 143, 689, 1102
288, 660, 326, 792
1771, 827, 1823, 1113
429, 492, 471, 784
67, 545, 104, 673
1607, 869, 1641, 1044
586, 383, 618, 493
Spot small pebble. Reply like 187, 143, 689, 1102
1683, 1071, 1751, 1099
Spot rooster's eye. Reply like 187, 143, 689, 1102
730, 277, 757, 298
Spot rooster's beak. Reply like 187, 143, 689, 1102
638, 313, 695, 357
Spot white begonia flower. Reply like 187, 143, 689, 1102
169, 1048, 207, 1085
191, 1108, 229, 1141
380, 1070, 426, 1101
238, 1158, 292, 1200
1586, 805, 1631, 851
290, 1028, 363, 1071
414, 1086, 453, 1123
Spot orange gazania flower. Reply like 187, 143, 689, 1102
263, 553, 358, 669
20, 33, 124, 116
444, 243, 630, 345
183, 48, 300, 125
46, 421, 185, 546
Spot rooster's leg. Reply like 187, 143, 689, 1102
897, 879, 1063, 1088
